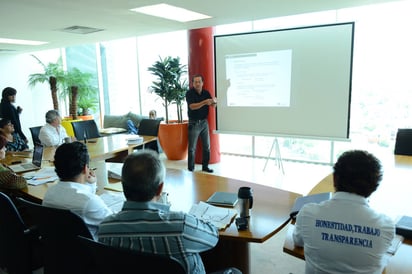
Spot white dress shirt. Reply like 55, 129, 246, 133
42, 181, 115, 239
39, 123, 68, 147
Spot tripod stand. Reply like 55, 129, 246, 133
263, 137, 284, 174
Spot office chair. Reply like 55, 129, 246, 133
137, 118, 161, 152
394, 128, 412, 156
16, 197, 94, 274
0, 192, 43, 274
76, 235, 186, 274
138, 118, 161, 136
71, 119, 101, 141
29, 126, 42, 146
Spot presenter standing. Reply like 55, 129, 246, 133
186, 74, 216, 173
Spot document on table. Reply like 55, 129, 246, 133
26, 167, 58, 185
189, 201, 237, 230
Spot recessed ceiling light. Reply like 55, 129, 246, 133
130, 3, 211, 22
0, 38, 48, 46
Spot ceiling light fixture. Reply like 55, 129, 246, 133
130, 3, 211, 22
0, 38, 48, 46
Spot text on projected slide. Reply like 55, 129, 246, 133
225, 50, 292, 107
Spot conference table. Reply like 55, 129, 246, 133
5, 133, 302, 274
283, 154, 412, 274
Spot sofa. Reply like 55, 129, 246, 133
103, 112, 149, 130
102, 112, 163, 134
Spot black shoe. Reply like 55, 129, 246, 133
202, 167, 213, 173
188, 168, 194, 172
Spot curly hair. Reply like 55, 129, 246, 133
54, 142, 89, 181
333, 150, 382, 198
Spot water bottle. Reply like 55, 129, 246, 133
238, 186, 253, 218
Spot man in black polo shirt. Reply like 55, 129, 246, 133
185, 74, 216, 173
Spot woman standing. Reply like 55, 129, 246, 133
0, 87, 28, 143
0, 119, 29, 152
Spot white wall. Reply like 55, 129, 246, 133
0, 49, 62, 147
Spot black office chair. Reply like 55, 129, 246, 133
76, 235, 186, 274
71, 119, 101, 141
29, 126, 42, 146
16, 197, 94, 274
138, 118, 161, 152
0, 192, 43, 274
394, 128, 412, 156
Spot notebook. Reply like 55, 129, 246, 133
290, 192, 332, 219
206, 191, 238, 207
396, 215, 412, 239
8, 145, 43, 174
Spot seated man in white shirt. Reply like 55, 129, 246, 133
38, 110, 70, 146
42, 141, 115, 239
293, 150, 395, 274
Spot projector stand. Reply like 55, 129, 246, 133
263, 138, 284, 174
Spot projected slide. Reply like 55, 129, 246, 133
225, 50, 292, 107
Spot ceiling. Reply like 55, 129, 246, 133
0, 0, 400, 53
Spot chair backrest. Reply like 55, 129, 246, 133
138, 118, 161, 136
76, 235, 186, 274
29, 126, 42, 146
71, 120, 101, 140
16, 197, 94, 274
0, 192, 43, 274
394, 128, 412, 155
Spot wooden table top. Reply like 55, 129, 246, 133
20, 163, 301, 243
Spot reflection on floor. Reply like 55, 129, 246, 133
162, 153, 332, 274
162, 153, 332, 196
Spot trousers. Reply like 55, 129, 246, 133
188, 119, 210, 170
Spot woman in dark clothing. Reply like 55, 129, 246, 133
0, 119, 29, 152
0, 87, 28, 143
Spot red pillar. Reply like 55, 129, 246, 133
188, 27, 220, 164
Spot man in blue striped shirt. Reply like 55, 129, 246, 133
97, 150, 220, 274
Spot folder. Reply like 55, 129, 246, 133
206, 191, 238, 207
396, 215, 412, 239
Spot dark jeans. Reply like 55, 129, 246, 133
188, 119, 210, 170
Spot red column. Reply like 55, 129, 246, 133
188, 27, 220, 164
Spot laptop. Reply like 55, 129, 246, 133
8, 145, 44, 173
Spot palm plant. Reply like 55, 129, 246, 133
61, 68, 99, 120
148, 56, 188, 123
27, 55, 66, 111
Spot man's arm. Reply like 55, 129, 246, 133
189, 99, 214, 110
183, 213, 219, 252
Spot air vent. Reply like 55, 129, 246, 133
58, 26, 104, 34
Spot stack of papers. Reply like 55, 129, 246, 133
189, 201, 237, 230
126, 136, 143, 144
26, 167, 58, 186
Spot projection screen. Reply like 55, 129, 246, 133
214, 22, 354, 140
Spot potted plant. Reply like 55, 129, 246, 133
62, 67, 99, 120
148, 56, 189, 160
28, 55, 66, 111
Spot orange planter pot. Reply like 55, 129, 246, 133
158, 122, 188, 160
